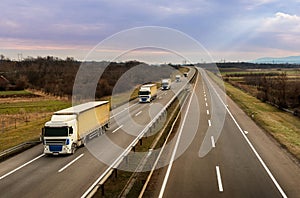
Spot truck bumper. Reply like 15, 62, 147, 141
44, 145, 72, 154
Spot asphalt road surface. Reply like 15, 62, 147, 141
0, 69, 194, 198
148, 68, 300, 198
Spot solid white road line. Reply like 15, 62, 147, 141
135, 111, 142, 117
158, 73, 198, 198
216, 166, 224, 192
202, 69, 287, 198
112, 125, 123, 134
0, 154, 45, 180
207, 110, 210, 115
208, 120, 211, 126
58, 154, 84, 173
211, 136, 215, 148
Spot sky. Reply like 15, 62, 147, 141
0, 0, 300, 63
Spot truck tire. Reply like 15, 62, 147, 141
71, 143, 76, 154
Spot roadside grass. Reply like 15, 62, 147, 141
0, 90, 33, 96
0, 100, 71, 114
0, 100, 71, 152
207, 71, 300, 160
0, 117, 50, 151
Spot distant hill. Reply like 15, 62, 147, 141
250, 56, 300, 64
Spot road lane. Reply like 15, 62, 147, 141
0, 68, 195, 198
152, 68, 293, 198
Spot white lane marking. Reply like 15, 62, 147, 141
111, 103, 138, 118
158, 72, 198, 198
164, 93, 167, 95
135, 111, 142, 117
211, 136, 215, 148
205, 98, 207, 101
202, 69, 287, 198
112, 125, 123, 134
207, 110, 210, 115
0, 154, 45, 180
244, 130, 249, 135
58, 154, 84, 173
206, 102, 208, 107
216, 166, 223, 192
204, 94, 206, 97
208, 120, 211, 126
82, 73, 192, 198
159, 96, 162, 99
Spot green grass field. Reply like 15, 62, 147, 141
0, 90, 33, 96
0, 99, 71, 152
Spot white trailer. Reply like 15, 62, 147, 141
139, 84, 157, 103
42, 101, 110, 154
161, 78, 171, 90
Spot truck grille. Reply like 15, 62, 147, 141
49, 145, 63, 152
45, 139, 66, 145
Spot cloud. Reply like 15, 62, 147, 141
260, 12, 300, 32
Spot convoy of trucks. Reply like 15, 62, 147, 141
42, 101, 110, 155
161, 78, 171, 90
41, 72, 185, 154
139, 84, 157, 102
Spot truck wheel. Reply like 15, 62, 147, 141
71, 144, 76, 154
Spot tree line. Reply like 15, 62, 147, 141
0, 56, 177, 99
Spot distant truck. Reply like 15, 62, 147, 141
183, 72, 188, 77
175, 75, 181, 82
161, 78, 171, 90
42, 101, 110, 155
139, 84, 157, 103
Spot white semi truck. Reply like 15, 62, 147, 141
42, 101, 110, 155
139, 84, 157, 103
161, 78, 171, 90
175, 75, 181, 82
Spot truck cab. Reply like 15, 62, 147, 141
139, 84, 157, 103
42, 115, 78, 154
175, 75, 181, 82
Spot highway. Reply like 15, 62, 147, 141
0, 69, 194, 198
1, 67, 300, 198
145, 68, 300, 198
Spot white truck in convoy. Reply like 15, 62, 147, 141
175, 75, 181, 82
139, 84, 157, 103
41, 101, 110, 155
161, 78, 171, 90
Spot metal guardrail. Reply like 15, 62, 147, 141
83, 68, 197, 198
0, 140, 41, 160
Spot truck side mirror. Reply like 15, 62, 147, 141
41, 127, 45, 135
69, 127, 73, 135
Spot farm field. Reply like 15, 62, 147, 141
0, 90, 71, 152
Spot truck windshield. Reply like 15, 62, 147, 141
139, 91, 150, 95
44, 127, 68, 137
